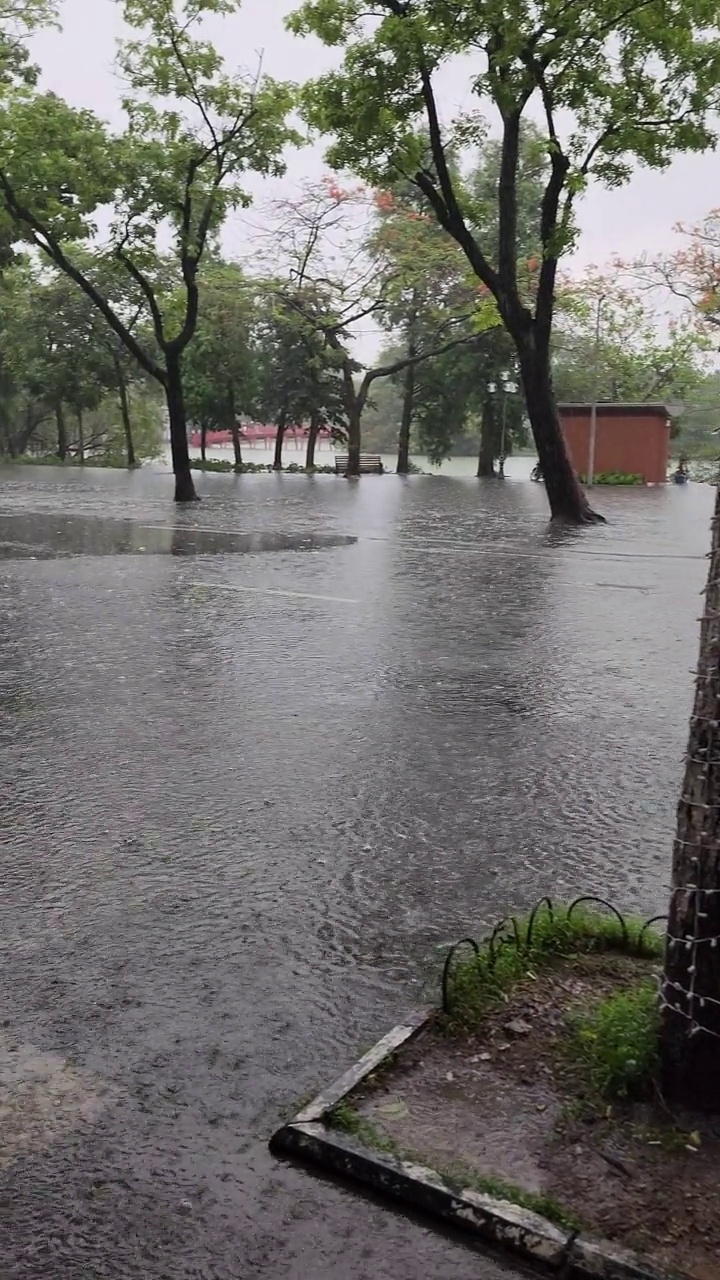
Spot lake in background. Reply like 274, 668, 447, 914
186, 441, 538, 478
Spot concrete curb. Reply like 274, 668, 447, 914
269, 1009, 686, 1280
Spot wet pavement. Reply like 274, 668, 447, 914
0, 461, 711, 1278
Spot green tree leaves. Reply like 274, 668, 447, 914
0, 0, 298, 498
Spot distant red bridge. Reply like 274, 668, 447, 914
189, 423, 334, 449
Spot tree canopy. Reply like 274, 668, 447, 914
0, 0, 297, 499
287, 0, 720, 520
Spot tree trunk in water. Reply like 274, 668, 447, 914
228, 388, 242, 469
116, 363, 136, 467
55, 403, 67, 461
305, 410, 321, 469
660, 484, 720, 1110
396, 359, 415, 474
273, 410, 287, 470
346, 407, 361, 477
165, 355, 198, 502
76, 407, 85, 463
517, 338, 603, 523
477, 400, 496, 477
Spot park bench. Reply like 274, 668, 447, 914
334, 453, 384, 475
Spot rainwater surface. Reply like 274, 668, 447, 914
0, 460, 711, 1278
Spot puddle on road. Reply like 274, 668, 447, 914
0, 513, 356, 560
0, 1034, 116, 1168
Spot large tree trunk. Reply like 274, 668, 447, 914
273, 409, 287, 471
55, 403, 67, 461
346, 406, 362, 478
661, 484, 720, 1110
305, 409, 321, 469
164, 354, 197, 503
477, 399, 496, 477
116, 362, 136, 467
396, 353, 416, 475
228, 387, 242, 469
516, 336, 603, 524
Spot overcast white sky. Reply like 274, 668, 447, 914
29, 0, 720, 353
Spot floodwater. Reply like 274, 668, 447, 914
0, 460, 712, 1279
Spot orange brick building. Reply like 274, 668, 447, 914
558, 403, 671, 484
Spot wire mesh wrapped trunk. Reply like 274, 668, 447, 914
661, 483, 720, 1109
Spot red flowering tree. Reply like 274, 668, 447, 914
633, 211, 720, 331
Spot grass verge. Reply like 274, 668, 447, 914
327, 1101, 580, 1230
444, 902, 663, 1030
569, 978, 660, 1100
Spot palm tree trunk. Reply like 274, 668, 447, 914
660, 483, 720, 1109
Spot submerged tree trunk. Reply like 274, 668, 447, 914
55, 403, 67, 461
661, 484, 720, 1110
516, 336, 603, 524
273, 410, 287, 471
397, 358, 415, 475
228, 387, 242, 469
164, 354, 197, 503
76, 407, 85, 463
346, 406, 362, 477
305, 409, 321, 469
115, 361, 136, 467
477, 399, 496, 477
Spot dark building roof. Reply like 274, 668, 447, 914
557, 403, 671, 416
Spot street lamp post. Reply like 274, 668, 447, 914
486, 376, 519, 477
499, 377, 518, 477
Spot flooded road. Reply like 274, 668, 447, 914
0, 462, 710, 1278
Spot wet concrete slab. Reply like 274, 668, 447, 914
0, 463, 712, 1278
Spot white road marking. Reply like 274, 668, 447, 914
187, 580, 358, 605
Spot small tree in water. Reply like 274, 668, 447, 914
661, 484, 720, 1109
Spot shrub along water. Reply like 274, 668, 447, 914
578, 472, 644, 485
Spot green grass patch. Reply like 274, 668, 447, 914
570, 979, 660, 1100
444, 903, 663, 1030
436, 1162, 582, 1232
326, 1101, 580, 1229
577, 471, 644, 485
327, 1101, 399, 1155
